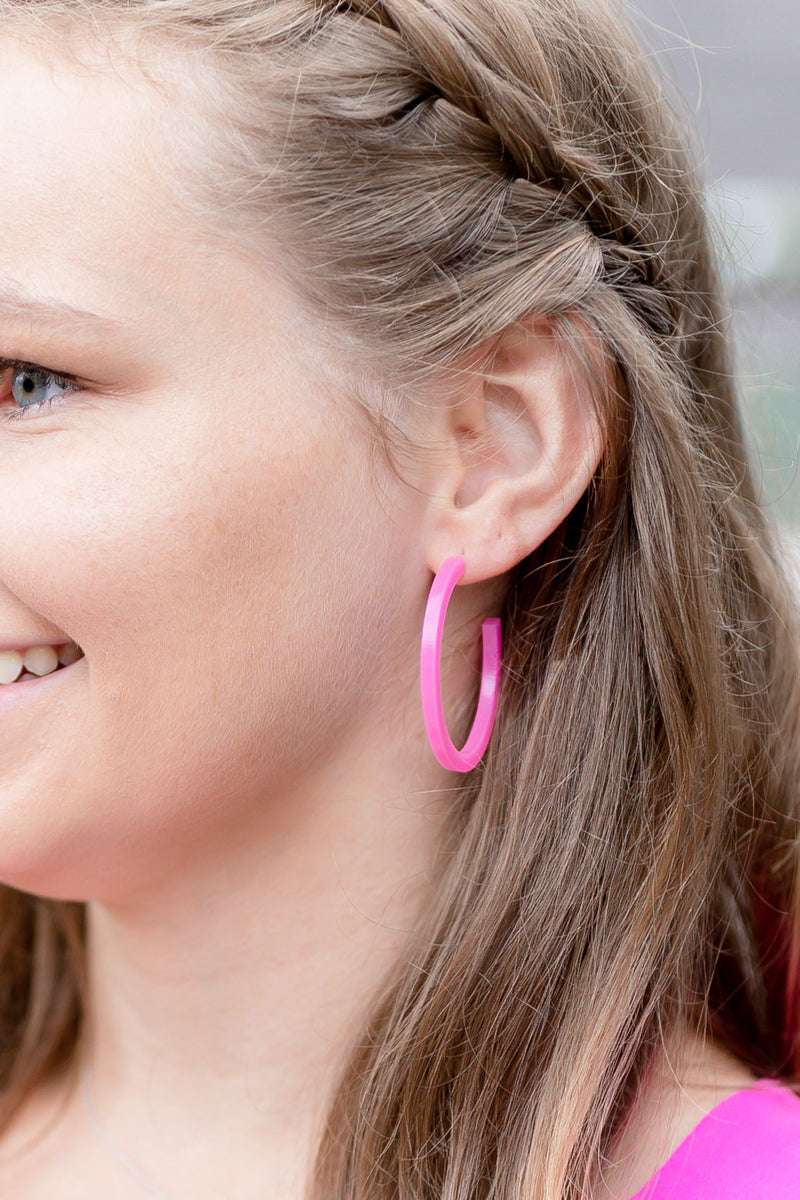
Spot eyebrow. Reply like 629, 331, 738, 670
0, 282, 125, 337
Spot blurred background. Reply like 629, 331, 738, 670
626, 0, 800, 578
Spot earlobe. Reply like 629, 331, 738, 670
423, 316, 607, 584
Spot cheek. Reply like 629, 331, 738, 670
0, 414, 405, 898
3, 407, 320, 642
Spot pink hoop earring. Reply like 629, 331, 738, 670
420, 555, 502, 772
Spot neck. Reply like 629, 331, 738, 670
73, 742, 450, 1199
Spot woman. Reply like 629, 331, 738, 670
0, 0, 796, 1197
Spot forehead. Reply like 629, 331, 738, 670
0, 31, 221, 331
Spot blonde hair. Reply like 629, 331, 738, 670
2, 2, 800, 1197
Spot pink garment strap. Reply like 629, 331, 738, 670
627, 1079, 800, 1200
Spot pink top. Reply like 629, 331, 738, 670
627, 1079, 800, 1199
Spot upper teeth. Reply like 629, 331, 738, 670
0, 643, 84, 685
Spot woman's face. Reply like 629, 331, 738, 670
0, 37, 430, 901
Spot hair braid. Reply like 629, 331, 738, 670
219, 0, 713, 385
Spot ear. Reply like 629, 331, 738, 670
421, 316, 608, 584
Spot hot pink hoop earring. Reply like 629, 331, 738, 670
420, 555, 503, 772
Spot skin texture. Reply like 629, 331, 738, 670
0, 32, 751, 1200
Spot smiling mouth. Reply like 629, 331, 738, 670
0, 643, 85, 686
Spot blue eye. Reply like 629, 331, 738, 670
0, 357, 80, 420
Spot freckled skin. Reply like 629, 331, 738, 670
0, 36, 434, 903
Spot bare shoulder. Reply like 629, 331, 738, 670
594, 1033, 759, 1200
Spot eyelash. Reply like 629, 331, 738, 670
0, 356, 81, 422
